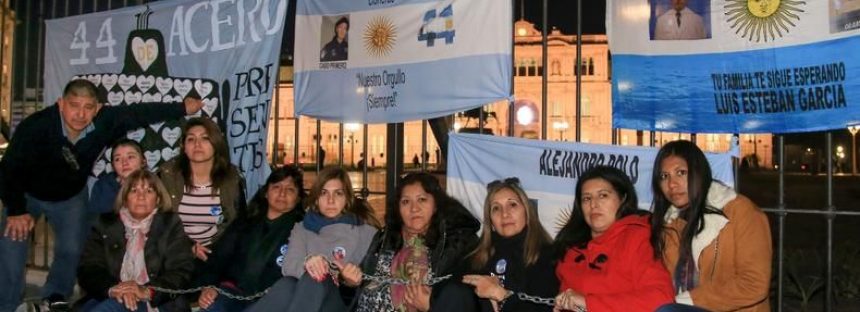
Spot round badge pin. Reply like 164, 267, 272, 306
280, 244, 289, 255
495, 259, 507, 275
332, 246, 347, 261
276, 255, 285, 267
210, 205, 222, 216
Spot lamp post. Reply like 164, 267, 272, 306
849, 126, 860, 175
345, 123, 360, 168
552, 120, 569, 141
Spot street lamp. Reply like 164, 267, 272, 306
345, 123, 361, 167
848, 125, 860, 175
552, 120, 569, 141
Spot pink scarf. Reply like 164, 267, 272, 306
119, 208, 156, 285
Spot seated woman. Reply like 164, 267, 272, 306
554, 166, 673, 312
246, 166, 379, 312
349, 172, 481, 312
89, 139, 146, 217
195, 165, 307, 311
651, 141, 772, 312
462, 177, 558, 312
159, 117, 246, 262
77, 170, 195, 311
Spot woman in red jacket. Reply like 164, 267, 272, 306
553, 166, 674, 312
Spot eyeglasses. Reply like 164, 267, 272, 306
486, 177, 520, 191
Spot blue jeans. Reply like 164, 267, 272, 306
0, 188, 89, 311
655, 303, 711, 312
80, 298, 150, 312
245, 274, 347, 312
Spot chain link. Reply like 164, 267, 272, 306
515, 292, 587, 311
148, 286, 269, 301
327, 261, 452, 286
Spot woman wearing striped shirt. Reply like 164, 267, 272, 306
159, 117, 246, 262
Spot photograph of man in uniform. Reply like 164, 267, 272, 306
653, 0, 708, 40
830, 0, 860, 33
320, 16, 349, 62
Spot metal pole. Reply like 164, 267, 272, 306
777, 135, 785, 312
22, 0, 30, 110
79, 0, 83, 15
338, 123, 344, 166
508, 0, 515, 137
0, 0, 7, 126
611, 128, 617, 145
361, 124, 369, 198
575, 0, 582, 142
852, 132, 857, 175
272, 81, 281, 166
316, 120, 322, 172
293, 116, 299, 165
650, 131, 656, 147
540, 0, 547, 140
421, 121, 427, 172
825, 131, 834, 312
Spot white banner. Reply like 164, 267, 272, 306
44, 0, 288, 197
446, 133, 735, 237
293, 0, 511, 123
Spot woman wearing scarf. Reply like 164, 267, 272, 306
652, 141, 772, 312
348, 172, 481, 312
76, 170, 195, 311
247, 167, 380, 312
461, 177, 557, 312
194, 165, 307, 311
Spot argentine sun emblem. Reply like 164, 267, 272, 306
363, 16, 397, 58
725, 0, 806, 42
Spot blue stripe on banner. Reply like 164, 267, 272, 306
298, 0, 439, 16
294, 53, 511, 123
612, 35, 860, 133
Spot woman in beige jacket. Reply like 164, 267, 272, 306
651, 140, 772, 312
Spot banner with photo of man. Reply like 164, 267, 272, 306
44, 0, 288, 198
293, 0, 512, 123
446, 133, 734, 237
609, 0, 860, 133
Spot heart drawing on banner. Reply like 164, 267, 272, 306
118, 74, 136, 91
92, 160, 107, 177
127, 128, 146, 142
161, 147, 179, 160
102, 74, 118, 91
104, 148, 113, 159
137, 75, 155, 93
142, 93, 162, 103
202, 98, 218, 116
87, 74, 102, 87
144, 150, 162, 169
131, 37, 158, 72
173, 79, 192, 97
124, 91, 143, 104
155, 77, 173, 95
162, 127, 181, 146
107, 91, 124, 106
194, 80, 213, 97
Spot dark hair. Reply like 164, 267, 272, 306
306, 167, 380, 227
554, 166, 645, 258
469, 178, 552, 269
381, 173, 459, 250
247, 165, 306, 219
63, 79, 100, 99
650, 140, 718, 263
335, 16, 349, 30
110, 138, 144, 160
177, 117, 232, 194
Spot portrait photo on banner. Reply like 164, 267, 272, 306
830, 0, 860, 33
320, 14, 350, 63
650, 0, 712, 40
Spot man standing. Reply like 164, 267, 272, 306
654, 0, 707, 40
0, 79, 203, 311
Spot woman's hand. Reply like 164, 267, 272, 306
405, 283, 432, 312
108, 281, 138, 298
198, 287, 219, 309
334, 260, 363, 287
192, 242, 211, 261
462, 274, 508, 301
305, 255, 330, 282
553, 288, 586, 312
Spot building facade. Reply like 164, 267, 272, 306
0, 0, 14, 143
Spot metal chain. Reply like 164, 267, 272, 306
515, 292, 587, 312
328, 261, 452, 286
148, 286, 269, 301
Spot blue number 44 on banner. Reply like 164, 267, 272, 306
418, 4, 454, 47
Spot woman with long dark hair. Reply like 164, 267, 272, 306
554, 166, 673, 311
651, 140, 771, 312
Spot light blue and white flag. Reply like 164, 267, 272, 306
44, 0, 288, 198
294, 0, 511, 123
446, 133, 734, 236
609, 0, 860, 133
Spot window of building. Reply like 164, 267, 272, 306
588, 58, 595, 76
551, 59, 561, 76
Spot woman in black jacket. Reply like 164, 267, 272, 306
194, 165, 306, 311
344, 173, 481, 312
76, 170, 195, 311
462, 177, 557, 312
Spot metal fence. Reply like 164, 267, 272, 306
3, 1, 857, 311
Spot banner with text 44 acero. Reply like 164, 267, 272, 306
294, 0, 512, 123
608, 0, 860, 133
